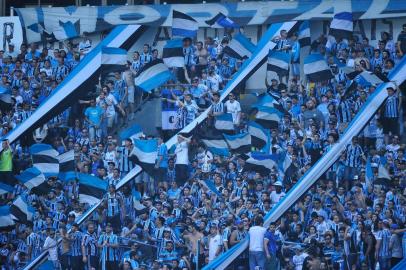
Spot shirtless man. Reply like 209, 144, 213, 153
183, 224, 203, 268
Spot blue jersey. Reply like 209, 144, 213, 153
70, 231, 83, 256
377, 229, 391, 258
98, 233, 119, 262
384, 95, 399, 118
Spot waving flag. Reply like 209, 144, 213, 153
0, 205, 15, 230
200, 131, 230, 157
244, 152, 277, 175
78, 173, 107, 205
298, 21, 311, 47
223, 133, 251, 153
252, 93, 285, 113
0, 94, 14, 111
223, 33, 256, 60
215, 113, 235, 133
57, 150, 75, 173
30, 144, 59, 176
304, 54, 333, 82
248, 121, 270, 149
267, 51, 290, 76
172, 10, 198, 37
101, 47, 128, 74
329, 12, 353, 40
10, 196, 34, 224
134, 59, 173, 93
0, 182, 13, 196
53, 20, 80, 40
365, 158, 374, 185
205, 12, 239, 28
119, 124, 144, 142
163, 39, 185, 68
16, 167, 49, 195
130, 139, 158, 175
255, 106, 283, 129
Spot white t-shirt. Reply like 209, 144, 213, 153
248, 226, 267, 252
105, 94, 118, 117
270, 191, 286, 205
175, 141, 189, 165
224, 100, 241, 124
293, 253, 308, 270
43, 236, 58, 260
208, 234, 221, 261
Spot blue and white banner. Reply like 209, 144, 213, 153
304, 53, 333, 82
101, 46, 128, 74
130, 139, 158, 174
15, 167, 49, 195
223, 132, 251, 153
134, 59, 173, 93
248, 121, 270, 150
255, 106, 283, 129
215, 113, 235, 132
119, 124, 144, 141
201, 132, 230, 157
267, 51, 290, 76
172, 10, 198, 37
57, 150, 75, 173
30, 144, 59, 176
0, 205, 15, 230
223, 33, 256, 60
252, 93, 285, 113
78, 173, 108, 205
329, 12, 353, 40
0, 182, 13, 196
244, 152, 277, 175
16, 1, 406, 43
298, 21, 310, 47
10, 196, 34, 223
205, 12, 239, 28
163, 39, 184, 68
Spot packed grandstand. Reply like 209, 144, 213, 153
0, 1, 405, 270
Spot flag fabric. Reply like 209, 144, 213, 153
244, 152, 277, 175
172, 10, 198, 37
304, 54, 333, 82
203, 179, 223, 197
355, 71, 383, 87
0, 205, 15, 230
10, 196, 34, 223
101, 46, 128, 74
329, 12, 353, 40
163, 39, 185, 68
57, 150, 75, 173
0, 94, 14, 111
378, 164, 391, 180
119, 124, 144, 142
15, 167, 49, 195
223, 33, 256, 60
134, 59, 173, 93
252, 93, 285, 113
130, 139, 158, 175
30, 144, 59, 176
248, 121, 270, 150
53, 20, 80, 40
254, 106, 283, 129
78, 173, 107, 205
298, 21, 310, 47
267, 51, 290, 76
205, 12, 239, 28
215, 113, 235, 133
0, 182, 13, 196
200, 132, 230, 157
223, 132, 251, 153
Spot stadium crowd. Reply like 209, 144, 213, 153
0, 26, 405, 270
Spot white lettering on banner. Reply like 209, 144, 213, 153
104, 5, 161, 26
295, 0, 352, 21
43, 7, 98, 37
236, 1, 298, 25
0, 17, 23, 51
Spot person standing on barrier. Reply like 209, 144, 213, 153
248, 216, 267, 270
70, 223, 84, 270
174, 134, 190, 186
264, 222, 280, 270
82, 222, 99, 270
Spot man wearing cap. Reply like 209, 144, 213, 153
270, 181, 285, 206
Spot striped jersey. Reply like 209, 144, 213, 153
384, 95, 399, 118
70, 231, 83, 256
377, 228, 391, 258
98, 233, 119, 262
106, 193, 122, 217
82, 231, 98, 256
119, 147, 134, 173
345, 143, 364, 167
